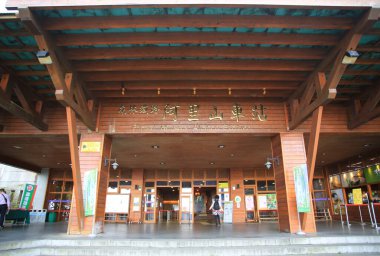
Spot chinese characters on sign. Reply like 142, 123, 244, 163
118, 103, 268, 122
19, 184, 37, 210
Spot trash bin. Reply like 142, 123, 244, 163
47, 212, 57, 222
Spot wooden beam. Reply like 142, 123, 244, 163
288, 8, 380, 129
0, 89, 48, 131
355, 58, 380, 65
91, 89, 292, 98
6, 0, 380, 9
0, 30, 31, 37
0, 46, 38, 52
18, 8, 96, 131
65, 47, 327, 60
345, 69, 380, 76
15, 70, 49, 77
80, 71, 308, 82
86, 81, 299, 90
55, 32, 339, 46
2, 59, 40, 66
301, 106, 323, 231
66, 106, 84, 233
357, 46, 380, 52
73, 59, 317, 72
348, 80, 380, 129
42, 15, 354, 30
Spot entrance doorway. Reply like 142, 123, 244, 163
194, 187, 216, 224
156, 187, 179, 223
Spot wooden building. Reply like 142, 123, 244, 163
0, 0, 380, 235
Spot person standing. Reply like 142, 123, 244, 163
0, 188, 10, 230
209, 195, 223, 226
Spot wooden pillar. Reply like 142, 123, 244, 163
230, 168, 245, 223
129, 169, 144, 223
271, 133, 316, 233
68, 133, 112, 235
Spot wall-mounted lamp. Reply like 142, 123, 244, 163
36, 50, 52, 64
135, 185, 142, 191
342, 50, 360, 64
104, 158, 119, 170
265, 156, 280, 170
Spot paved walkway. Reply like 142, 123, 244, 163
0, 220, 379, 241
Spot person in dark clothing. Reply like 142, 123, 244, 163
0, 188, 10, 230
209, 195, 223, 226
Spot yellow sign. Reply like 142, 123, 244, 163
219, 182, 229, 188
353, 188, 363, 205
81, 142, 101, 153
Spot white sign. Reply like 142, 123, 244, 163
105, 194, 130, 213
258, 195, 267, 210
223, 201, 233, 223
245, 195, 254, 211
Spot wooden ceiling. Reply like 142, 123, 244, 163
0, 6, 379, 103
0, 133, 379, 171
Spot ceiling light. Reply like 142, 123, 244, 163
218, 145, 225, 149
342, 50, 360, 64
262, 88, 266, 95
134, 154, 138, 158
36, 50, 52, 64
42, 155, 46, 158
230, 153, 234, 157
152, 145, 159, 149
363, 144, 371, 147
121, 82, 125, 95
160, 162, 165, 165
210, 162, 215, 165
12, 145, 22, 149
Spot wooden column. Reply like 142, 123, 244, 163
68, 133, 112, 235
129, 169, 144, 223
230, 168, 245, 223
271, 133, 316, 233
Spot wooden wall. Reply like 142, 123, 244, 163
230, 168, 246, 223
272, 133, 316, 233
1, 101, 380, 135
129, 168, 143, 223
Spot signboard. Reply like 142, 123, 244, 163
331, 189, 345, 215
293, 164, 311, 213
329, 174, 342, 189
223, 201, 233, 223
81, 141, 101, 152
341, 169, 366, 188
105, 194, 130, 213
258, 194, 277, 210
364, 164, 380, 184
19, 184, 37, 210
245, 195, 254, 211
353, 188, 363, 205
83, 169, 98, 216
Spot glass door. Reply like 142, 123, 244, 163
143, 183, 156, 223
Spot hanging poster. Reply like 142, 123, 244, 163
245, 195, 254, 211
353, 188, 363, 205
83, 169, 98, 216
331, 189, 345, 215
105, 194, 130, 213
294, 164, 311, 213
341, 169, 366, 188
329, 174, 342, 189
364, 164, 380, 184
223, 201, 233, 223
258, 194, 277, 210
19, 184, 37, 210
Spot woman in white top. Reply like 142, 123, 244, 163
209, 195, 223, 226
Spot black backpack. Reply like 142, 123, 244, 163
213, 200, 220, 210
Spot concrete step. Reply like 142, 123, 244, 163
3, 244, 380, 256
2, 235, 380, 251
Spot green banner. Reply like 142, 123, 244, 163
19, 184, 37, 210
364, 164, 380, 184
293, 164, 311, 213
83, 169, 98, 216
